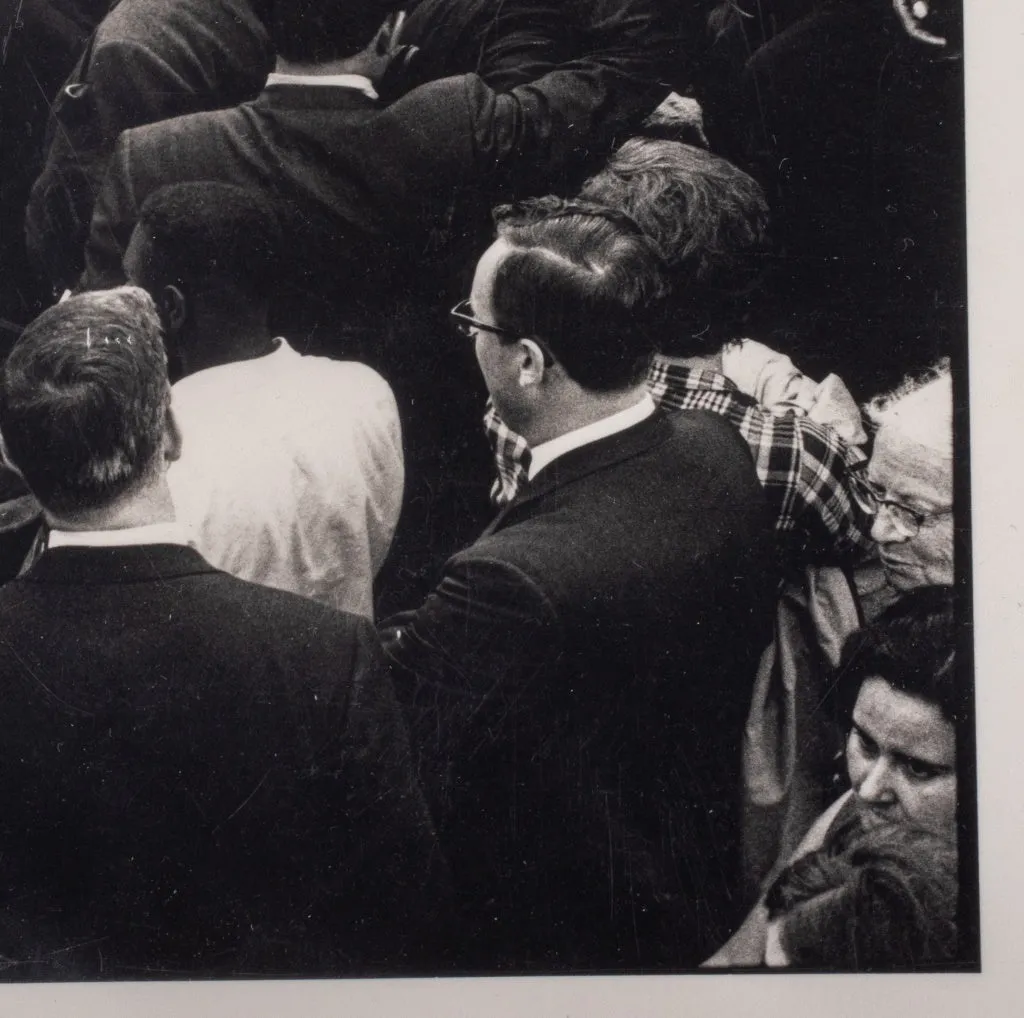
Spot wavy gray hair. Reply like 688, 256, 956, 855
0, 286, 170, 514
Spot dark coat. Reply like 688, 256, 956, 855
79, 58, 669, 315
25, 0, 273, 296
0, 543, 449, 978
381, 408, 777, 971
402, 0, 675, 109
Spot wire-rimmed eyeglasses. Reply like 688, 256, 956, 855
861, 477, 953, 538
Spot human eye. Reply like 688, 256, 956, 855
900, 757, 946, 782
889, 502, 923, 531
850, 726, 879, 758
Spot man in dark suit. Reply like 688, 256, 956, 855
0, 286, 449, 978
33, 0, 675, 299
79, 0, 671, 326
380, 200, 777, 970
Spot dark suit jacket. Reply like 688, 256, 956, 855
402, 0, 675, 152
0, 543, 448, 979
26, 0, 273, 296
380, 408, 777, 971
80, 66, 664, 309
404, 0, 675, 89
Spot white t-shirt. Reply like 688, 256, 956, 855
168, 339, 403, 619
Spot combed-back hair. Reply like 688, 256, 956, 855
490, 198, 669, 392
132, 182, 282, 298
0, 287, 170, 515
266, 0, 397, 63
764, 823, 959, 970
830, 585, 960, 728
578, 138, 772, 354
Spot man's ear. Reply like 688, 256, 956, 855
163, 405, 183, 464
160, 285, 187, 336
517, 339, 548, 388
0, 431, 25, 481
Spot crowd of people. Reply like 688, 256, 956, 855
0, 0, 969, 979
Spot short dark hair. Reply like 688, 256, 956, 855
764, 823, 959, 970
831, 585, 960, 728
131, 182, 282, 299
0, 287, 170, 515
579, 138, 771, 353
266, 0, 397, 63
489, 198, 668, 392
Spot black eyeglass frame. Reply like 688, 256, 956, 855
450, 299, 520, 341
449, 298, 555, 367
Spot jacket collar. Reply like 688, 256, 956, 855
22, 544, 219, 586
485, 410, 674, 536
257, 81, 381, 113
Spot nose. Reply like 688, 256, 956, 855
855, 757, 897, 805
870, 504, 908, 545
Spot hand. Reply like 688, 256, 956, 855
356, 11, 423, 99
642, 92, 709, 149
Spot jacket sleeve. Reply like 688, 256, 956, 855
789, 420, 876, 562
317, 616, 453, 967
402, 0, 674, 186
251, 614, 453, 971
79, 130, 139, 290
481, 0, 676, 179
401, 0, 564, 90
378, 552, 561, 811
404, 0, 676, 93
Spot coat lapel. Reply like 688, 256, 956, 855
484, 410, 673, 536
23, 544, 219, 586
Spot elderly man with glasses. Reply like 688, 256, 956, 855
861, 358, 955, 593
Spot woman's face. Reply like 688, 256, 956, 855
846, 676, 957, 839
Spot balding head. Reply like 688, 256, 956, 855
864, 361, 954, 591
866, 362, 953, 459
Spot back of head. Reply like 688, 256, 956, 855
865, 357, 953, 458
129, 181, 282, 304
490, 198, 669, 391
579, 138, 771, 354
765, 823, 959, 969
832, 584, 960, 728
266, 0, 398, 63
0, 287, 169, 516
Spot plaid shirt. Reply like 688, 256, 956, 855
484, 357, 875, 561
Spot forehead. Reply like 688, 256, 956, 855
853, 676, 955, 764
470, 239, 512, 308
868, 421, 952, 505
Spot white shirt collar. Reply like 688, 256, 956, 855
527, 395, 656, 481
264, 72, 378, 100
48, 521, 190, 550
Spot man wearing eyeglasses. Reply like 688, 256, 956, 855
380, 199, 776, 970
862, 359, 954, 592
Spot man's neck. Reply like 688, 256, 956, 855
523, 384, 649, 447
180, 310, 277, 375
44, 478, 177, 533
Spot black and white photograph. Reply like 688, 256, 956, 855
0, 0, 1011, 1011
